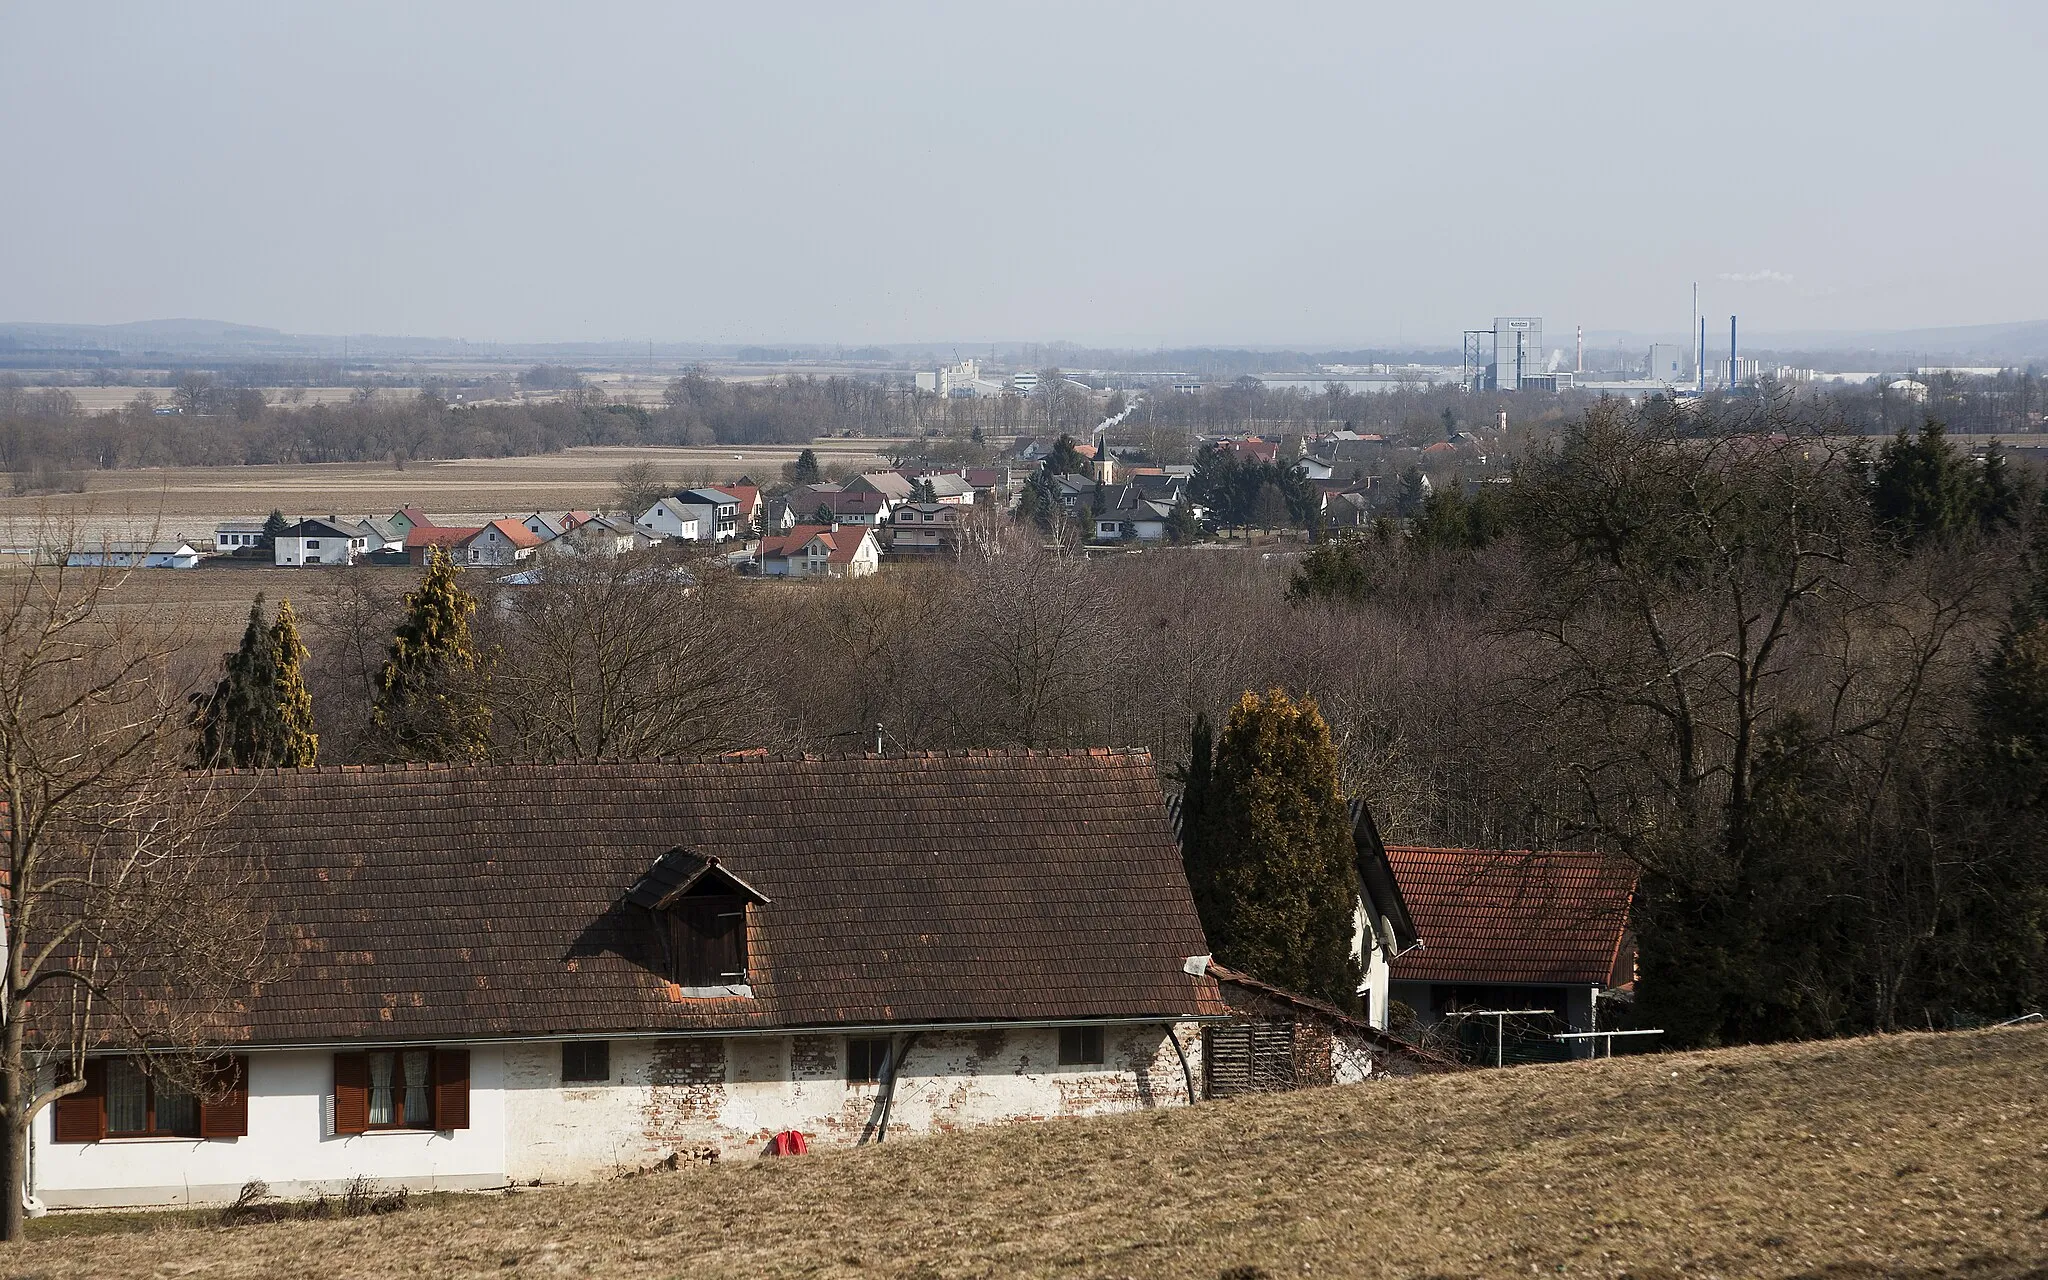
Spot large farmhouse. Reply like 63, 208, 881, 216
33, 751, 1230, 1209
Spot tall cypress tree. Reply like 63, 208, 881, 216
268, 597, 319, 767
1197, 690, 1363, 1010
372, 548, 492, 762
194, 597, 281, 767
193, 594, 317, 768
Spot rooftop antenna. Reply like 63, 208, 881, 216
875, 722, 885, 755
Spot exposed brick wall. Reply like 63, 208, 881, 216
646, 1037, 726, 1137
790, 1035, 838, 1081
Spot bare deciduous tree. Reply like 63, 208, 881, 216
0, 550, 267, 1239
482, 551, 774, 761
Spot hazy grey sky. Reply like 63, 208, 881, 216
4, 1, 2043, 346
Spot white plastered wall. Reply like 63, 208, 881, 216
32, 1049, 509, 1210
35, 1025, 1208, 1208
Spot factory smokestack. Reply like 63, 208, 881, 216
1575, 325, 1582, 374
1691, 282, 1700, 389
1729, 315, 1738, 390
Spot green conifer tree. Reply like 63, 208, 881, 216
193, 596, 281, 767
1196, 689, 1363, 1009
372, 548, 492, 762
192, 594, 318, 768
268, 597, 319, 767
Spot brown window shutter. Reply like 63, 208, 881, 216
332, 1052, 369, 1135
199, 1056, 249, 1139
433, 1049, 470, 1130
52, 1060, 106, 1143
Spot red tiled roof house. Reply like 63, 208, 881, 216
1384, 845, 1636, 1062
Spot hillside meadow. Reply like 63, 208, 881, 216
11, 1024, 2045, 1279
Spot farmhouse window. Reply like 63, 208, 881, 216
305, 540, 320, 549
666, 896, 748, 987
332, 1048, 469, 1134
847, 1037, 891, 1084
562, 1040, 610, 1084
1057, 1026, 1105, 1066
52, 1056, 248, 1143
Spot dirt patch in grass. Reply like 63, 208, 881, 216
6, 1025, 2045, 1278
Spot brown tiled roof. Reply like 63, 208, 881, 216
1386, 847, 1635, 987
197, 751, 1225, 1046
406, 526, 479, 548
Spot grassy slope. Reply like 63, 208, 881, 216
12, 1025, 2047, 1280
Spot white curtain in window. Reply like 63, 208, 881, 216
106, 1059, 147, 1133
402, 1050, 430, 1127
368, 1052, 395, 1125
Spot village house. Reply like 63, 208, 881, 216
718, 484, 763, 536
350, 516, 410, 556
548, 514, 640, 557
32, 752, 1227, 1209
460, 519, 545, 567
635, 498, 705, 543
884, 502, 966, 556
845, 471, 915, 503
1382, 844, 1636, 1063
65, 540, 202, 570
212, 520, 267, 553
809, 489, 891, 528
387, 507, 435, 540
406, 526, 480, 567
519, 512, 567, 543
758, 523, 880, 578
663, 489, 742, 542
273, 519, 367, 567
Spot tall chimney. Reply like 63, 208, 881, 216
1729, 315, 1738, 389
1575, 325, 1583, 374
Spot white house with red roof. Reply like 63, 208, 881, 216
758, 523, 880, 578
459, 519, 544, 566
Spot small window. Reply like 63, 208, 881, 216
847, 1037, 891, 1084
1058, 1026, 1104, 1066
305, 539, 320, 549
562, 1041, 610, 1084
104, 1058, 200, 1138
367, 1049, 434, 1129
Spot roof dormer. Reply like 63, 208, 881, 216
627, 849, 770, 997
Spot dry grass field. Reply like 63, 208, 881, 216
10, 1025, 2045, 1279
0, 441, 897, 548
